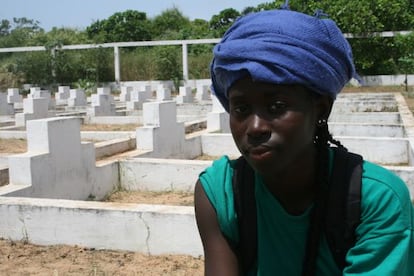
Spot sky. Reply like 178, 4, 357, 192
2, 0, 268, 31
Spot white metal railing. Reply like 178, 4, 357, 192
0, 38, 221, 84
0, 31, 411, 84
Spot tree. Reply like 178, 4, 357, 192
86, 10, 152, 42
209, 8, 241, 37
299, 0, 414, 75
0, 17, 43, 47
255, 1, 283, 11
154, 46, 182, 90
151, 7, 191, 39
32, 27, 89, 46
0, 19, 11, 36
396, 32, 414, 89
186, 19, 211, 39
303, 0, 413, 33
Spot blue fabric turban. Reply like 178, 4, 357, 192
210, 9, 357, 112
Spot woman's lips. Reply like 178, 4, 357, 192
247, 146, 273, 160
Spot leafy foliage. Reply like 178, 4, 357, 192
154, 46, 183, 90
86, 10, 152, 42
0, 17, 44, 48
303, 0, 414, 33
151, 7, 191, 39
209, 8, 241, 37
0, 1, 413, 89
13, 51, 53, 86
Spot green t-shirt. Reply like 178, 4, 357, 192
199, 155, 414, 275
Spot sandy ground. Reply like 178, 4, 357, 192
0, 190, 201, 275
0, 88, 413, 275
104, 190, 194, 206
0, 238, 204, 275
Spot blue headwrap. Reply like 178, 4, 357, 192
211, 9, 357, 112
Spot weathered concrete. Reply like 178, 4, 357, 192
0, 197, 203, 256
15, 97, 54, 126
95, 137, 136, 160
176, 86, 194, 104
0, 93, 14, 115
88, 87, 116, 116
6, 88, 22, 105
329, 112, 400, 124
207, 94, 230, 133
136, 101, 202, 159
0, 117, 118, 200
119, 158, 210, 192
329, 123, 404, 137
0, 91, 413, 258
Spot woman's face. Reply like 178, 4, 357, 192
228, 77, 329, 176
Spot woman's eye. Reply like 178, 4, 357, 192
268, 101, 287, 113
232, 104, 250, 115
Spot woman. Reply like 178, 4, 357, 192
194, 7, 413, 276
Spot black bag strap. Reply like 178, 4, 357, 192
232, 156, 257, 273
232, 148, 363, 274
325, 148, 363, 269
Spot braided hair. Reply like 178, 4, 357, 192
302, 111, 347, 276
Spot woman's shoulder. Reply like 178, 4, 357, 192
361, 161, 410, 204
360, 161, 412, 232
346, 161, 413, 274
198, 155, 239, 241
201, 155, 234, 173
199, 155, 235, 187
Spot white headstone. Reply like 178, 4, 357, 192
97, 87, 111, 96
8, 117, 98, 200
15, 97, 52, 126
0, 93, 14, 115
120, 86, 133, 102
88, 87, 116, 116
67, 89, 87, 107
196, 84, 210, 101
28, 88, 55, 109
156, 84, 171, 101
207, 94, 230, 133
136, 101, 187, 158
7, 88, 22, 104
55, 86, 70, 105
176, 86, 194, 104
126, 88, 149, 111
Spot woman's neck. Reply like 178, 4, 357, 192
262, 148, 318, 215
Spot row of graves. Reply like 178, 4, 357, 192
0, 83, 413, 257
0, 82, 211, 126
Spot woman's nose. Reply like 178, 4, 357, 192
246, 114, 271, 143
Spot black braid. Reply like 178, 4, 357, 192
302, 118, 345, 276
315, 120, 347, 150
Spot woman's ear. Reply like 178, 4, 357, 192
316, 96, 334, 121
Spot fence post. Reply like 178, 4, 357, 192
182, 42, 188, 84
114, 46, 120, 84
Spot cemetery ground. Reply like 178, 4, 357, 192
0, 120, 202, 274
0, 185, 200, 275
0, 87, 413, 275
0, 238, 204, 275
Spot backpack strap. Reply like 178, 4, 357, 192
232, 156, 257, 273
232, 148, 363, 273
325, 148, 363, 270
